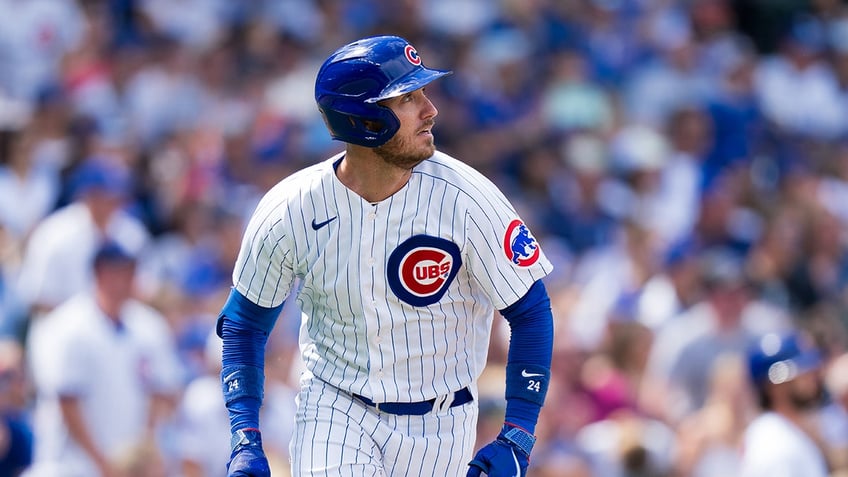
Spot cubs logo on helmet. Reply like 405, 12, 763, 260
404, 45, 422, 66
387, 235, 462, 307
503, 219, 540, 267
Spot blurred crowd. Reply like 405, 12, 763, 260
2, 0, 848, 476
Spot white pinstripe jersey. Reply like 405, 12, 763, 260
232, 151, 553, 403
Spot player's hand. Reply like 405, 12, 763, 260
466, 426, 533, 477
466, 440, 528, 477
227, 429, 271, 477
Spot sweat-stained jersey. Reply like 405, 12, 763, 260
232, 150, 553, 403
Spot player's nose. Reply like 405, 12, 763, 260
421, 95, 438, 120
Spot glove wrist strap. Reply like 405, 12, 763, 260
231, 428, 262, 452
500, 424, 535, 457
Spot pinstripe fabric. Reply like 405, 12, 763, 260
290, 377, 478, 477
232, 150, 552, 472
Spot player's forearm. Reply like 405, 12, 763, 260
181, 459, 205, 477
58, 396, 111, 470
218, 288, 283, 433
220, 317, 269, 432
146, 393, 175, 437
500, 280, 554, 433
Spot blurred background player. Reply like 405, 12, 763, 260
820, 351, 848, 475
16, 157, 148, 317
25, 242, 181, 477
0, 337, 32, 477
739, 332, 829, 477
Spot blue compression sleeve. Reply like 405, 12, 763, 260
499, 280, 553, 434
218, 288, 283, 433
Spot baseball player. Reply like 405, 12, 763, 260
217, 35, 554, 476
739, 332, 829, 477
25, 241, 182, 477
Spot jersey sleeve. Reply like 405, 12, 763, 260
130, 304, 184, 394
53, 327, 90, 397
463, 176, 554, 310
15, 221, 68, 309
231, 191, 296, 308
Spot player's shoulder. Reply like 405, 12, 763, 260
28, 203, 86, 238
262, 155, 338, 200
45, 293, 93, 321
422, 151, 484, 177
42, 294, 100, 340
744, 412, 795, 448
419, 151, 502, 192
123, 299, 171, 334
252, 154, 340, 214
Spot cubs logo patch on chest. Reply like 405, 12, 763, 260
387, 235, 462, 307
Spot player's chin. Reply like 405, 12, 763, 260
423, 140, 436, 154
406, 149, 434, 167
418, 134, 436, 153
402, 148, 435, 169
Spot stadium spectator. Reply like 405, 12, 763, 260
0, 338, 32, 477
25, 242, 181, 477
16, 156, 148, 315
739, 332, 830, 477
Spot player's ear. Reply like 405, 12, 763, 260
362, 119, 384, 133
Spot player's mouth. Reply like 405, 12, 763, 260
418, 122, 435, 137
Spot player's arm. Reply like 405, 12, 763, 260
468, 279, 553, 477
217, 288, 283, 477
59, 395, 120, 477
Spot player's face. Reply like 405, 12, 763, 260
95, 261, 137, 303
375, 88, 438, 169
787, 370, 825, 410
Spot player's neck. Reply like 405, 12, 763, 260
94, 289, 124, 325
337, 148, 412, 203
772, 400, 814, 428
773, 405, 829, 451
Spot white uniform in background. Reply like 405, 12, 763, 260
17, 202, 149, 310
739, 412, 828, 477
26, 294, 182, 477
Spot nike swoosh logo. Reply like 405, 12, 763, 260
511, 449, 520, 476
521, 370, 544, 378
311, 216, 337, 230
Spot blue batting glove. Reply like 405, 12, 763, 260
227, 428, 270, 477
467, 425, 535, 477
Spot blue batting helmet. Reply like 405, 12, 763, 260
748, 333, 822, 386
314, 35, 451, 147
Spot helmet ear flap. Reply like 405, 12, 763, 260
317, 100, 400, 147
361, 118, 384, 133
